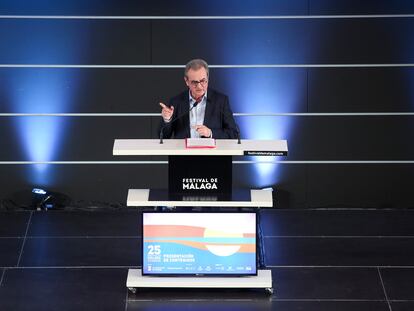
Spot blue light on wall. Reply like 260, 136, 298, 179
11, 70, 76, 185
233, 69, 306, 187
210, 15, 319, 188
218, 68, 307, 187
2, 17, 87, 186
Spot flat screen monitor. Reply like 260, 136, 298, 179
142, 212, 257, 276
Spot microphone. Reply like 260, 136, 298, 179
159, 102, 199, 144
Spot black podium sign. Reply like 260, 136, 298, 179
168, 155, 232, 196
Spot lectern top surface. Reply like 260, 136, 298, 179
113, 139, 287, 156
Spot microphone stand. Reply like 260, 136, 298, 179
236, 124, 241, 144
159, 102, 199, 144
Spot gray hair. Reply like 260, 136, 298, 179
184, 59, 209, 78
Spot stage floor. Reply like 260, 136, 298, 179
1, 208, 414, 310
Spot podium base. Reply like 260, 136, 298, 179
126, 269, 273, 294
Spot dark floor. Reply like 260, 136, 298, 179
1, 209, 414, 311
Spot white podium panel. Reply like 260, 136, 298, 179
113, 139, 287, 156
127, 189, 273, 208
126, 269, 273, 293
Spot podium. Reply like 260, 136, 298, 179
113, 138, 288, 294
113, 139, 287, 207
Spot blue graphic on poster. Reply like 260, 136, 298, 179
143, 213, 257, 275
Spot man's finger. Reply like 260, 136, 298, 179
159, 102, 167, 109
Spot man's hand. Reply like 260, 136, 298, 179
160, 102, 174, 122
195, 125, 212, 138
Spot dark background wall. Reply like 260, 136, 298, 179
0, 1, 413, 208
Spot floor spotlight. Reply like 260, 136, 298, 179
32, 188, 54, 210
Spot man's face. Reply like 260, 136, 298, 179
185, 67, 209, 100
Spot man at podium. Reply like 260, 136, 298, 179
159, 59, 239, 139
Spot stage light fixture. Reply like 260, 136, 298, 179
32, 187, 54, 210
32, 188, 47, 195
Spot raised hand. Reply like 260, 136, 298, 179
159, 102, 174, 121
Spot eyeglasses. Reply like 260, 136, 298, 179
188, 78, 208, 87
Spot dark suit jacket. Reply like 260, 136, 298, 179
159, 88, 238, 139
